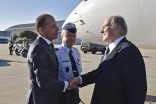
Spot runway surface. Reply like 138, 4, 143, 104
0, 44, 156, 104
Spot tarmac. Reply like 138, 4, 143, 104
0, 43, 156, 104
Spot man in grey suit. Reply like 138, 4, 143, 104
26, 14, 69, 104
70, 15, 147, 104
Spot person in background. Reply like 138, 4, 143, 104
22, 37, 29, 48
8, 39, 13, 55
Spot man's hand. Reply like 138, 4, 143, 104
67, 77, 81, 90
67, 77, 77, 90
69, 77, 80, 86
68, 76, 74, 83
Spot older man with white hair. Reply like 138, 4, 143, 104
70, 15, 147, 104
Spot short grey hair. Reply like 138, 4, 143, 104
111, 15, 128, 36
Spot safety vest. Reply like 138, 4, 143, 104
8, 41, 13, 47
23, 41, 27, 48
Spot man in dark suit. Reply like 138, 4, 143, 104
70, 15, 147, 104
26, 14, 69, 104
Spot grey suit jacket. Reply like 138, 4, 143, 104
26, 36, 64, 104
79, 37, 147, 104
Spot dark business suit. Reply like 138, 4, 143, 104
79, 37, 147, 104
26, 36, 64, 104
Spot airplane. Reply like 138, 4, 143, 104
63, 0, 156, 49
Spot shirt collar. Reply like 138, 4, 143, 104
39, 35, 52, 45
108, 36, 125, 53
61, 43, 73, 53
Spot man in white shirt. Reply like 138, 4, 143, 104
70, 15, 147, 104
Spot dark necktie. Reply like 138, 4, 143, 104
49, 43, 58, 66
105, 47, 110, 56
69, 50, 79, 77
49, 43, 55, 54
103, 47, 110, 61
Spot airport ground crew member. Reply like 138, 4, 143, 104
55, 23, 82, 104
8, 39, 13, 55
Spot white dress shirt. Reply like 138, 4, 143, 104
107, 36, 125, 55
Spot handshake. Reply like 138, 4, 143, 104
67, 76, 81, 90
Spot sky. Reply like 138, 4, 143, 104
0, 0, 81, 30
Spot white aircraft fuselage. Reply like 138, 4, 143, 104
64, 0, 156, 49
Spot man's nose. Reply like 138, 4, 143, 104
57, 26, 59, 31
101, 29, 104, 33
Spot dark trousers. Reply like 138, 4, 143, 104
60, 87, 79, 104
9, 47, 13, 55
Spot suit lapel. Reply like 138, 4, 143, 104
99, 55, 104, 64
45, 45, 57, 66
37, 36, 57, 68
94, 37, 128, 78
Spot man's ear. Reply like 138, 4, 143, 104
39, 27, 44, 34
115, 25, 121, 31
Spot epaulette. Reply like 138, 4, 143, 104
55, 48, 59, 51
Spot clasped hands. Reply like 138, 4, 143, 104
67, 76, 80, 90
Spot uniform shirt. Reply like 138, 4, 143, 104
39, 35, 68, 92
55, 43, 82, 81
